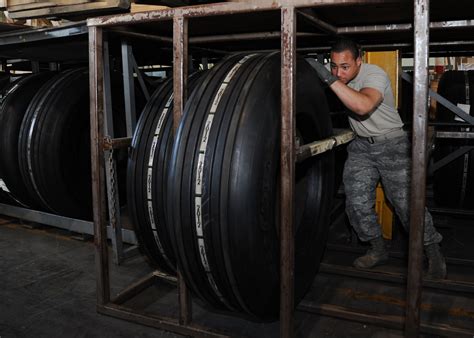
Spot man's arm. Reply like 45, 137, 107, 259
329, 81, 383, 116
305, 58, 383, 116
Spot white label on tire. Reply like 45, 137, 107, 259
156, 108, 168, 135
0, 179, 9, 193
165, 93, 173, 107
210, 83, 228, 113
148, 136, 158, 166
195, 197, 203, 237
195, 153, 205, 195
148, 200, 156, 229
200, 114, 214, 152
147, 168, 153, 200
198, 238, 210, 272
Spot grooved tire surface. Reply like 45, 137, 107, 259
127, 73, 204, 273
433, 70, 474, 209
0, 73, 55, 207
18, 69, 92, 219
167, 53, 335, 320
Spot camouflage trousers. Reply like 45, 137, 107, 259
343, 134, 442, 245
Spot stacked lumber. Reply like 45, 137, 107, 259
1, 0, 130, 19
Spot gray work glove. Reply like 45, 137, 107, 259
305, 58, 338, 86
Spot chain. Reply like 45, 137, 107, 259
106, 147, 118, 228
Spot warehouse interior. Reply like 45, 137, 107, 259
0, 0, 473, 337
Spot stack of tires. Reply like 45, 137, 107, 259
0, 69, 96, 220
127, 53, 335, 320
433, 70, 474, 210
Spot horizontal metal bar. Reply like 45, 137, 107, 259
436, 131, 474, 139
191, 31, 323, 44
298, 302, 403, 330
319, 263, 474, 294
204, 39, 474, 55
108, 30, 322, 46
326, 243, 474, 267
109, 28, 474, 49
0, 203, 137, 244
103, 136, 132, 150
430, 20, 474, 29
0, 22, 87, 46
0, 202, 92, 231
429, 122, 474, 127
298, 302, 474, 336
87, 0, 395, 27
338, 20, 474, 34
430, 40, 474, 47
360, 40, 474, 52
296, 129, 355, 163
338, 23, 412, 34
402, 72, 474, 125
109, 28, 173, 42
98, 303, 230, 338
429, 207, 474, 217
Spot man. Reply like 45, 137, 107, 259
307, 39, 446, 279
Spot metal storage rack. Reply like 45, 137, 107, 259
0, 21, 140, 264
87, 0, 474, 336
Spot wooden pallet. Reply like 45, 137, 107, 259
1, 0, 131, 19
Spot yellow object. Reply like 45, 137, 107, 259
364, 51, 399, 239
375, 183, 394, 240
365, 51, 401, 109
130, 4, 169, 13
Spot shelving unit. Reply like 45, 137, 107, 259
87, 0, 474, 336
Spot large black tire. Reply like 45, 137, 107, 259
167, 53, 335, 321
0, 72, 55, 207
433, 70, 474, 209
18, 69, 92, 219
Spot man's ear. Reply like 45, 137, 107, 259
356, 57, 362, 67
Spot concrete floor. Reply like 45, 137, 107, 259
1, 213, 472, 337
0, 219, 180, 338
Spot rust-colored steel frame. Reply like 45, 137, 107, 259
87, 0, 463, 337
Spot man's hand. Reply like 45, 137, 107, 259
305, 58, 338, 86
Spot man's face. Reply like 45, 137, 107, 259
330, 50, 362, 84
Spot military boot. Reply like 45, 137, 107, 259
425, 243, 447, 279
353, 236, 389, 269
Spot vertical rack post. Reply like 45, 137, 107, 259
122, 41, 137, 136
406, 0, 430, 336
173, 12, 192, 326
89, 25, 111, 306
280, 5, 296, 338
103, 35, 126, 265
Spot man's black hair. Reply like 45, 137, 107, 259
331, 39, 361, 59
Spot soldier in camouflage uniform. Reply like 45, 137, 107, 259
308, 39, 446, 279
